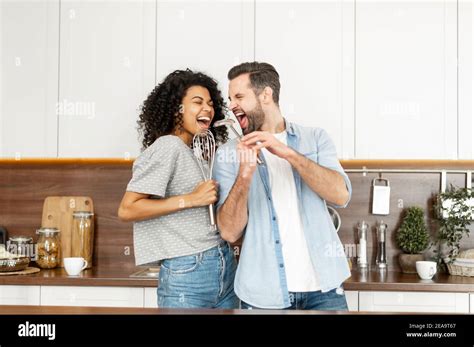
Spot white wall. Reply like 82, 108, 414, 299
0, 0, 473, 159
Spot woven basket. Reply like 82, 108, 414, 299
445, 249, 474, 277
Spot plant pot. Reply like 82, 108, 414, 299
398, 253, 424, 273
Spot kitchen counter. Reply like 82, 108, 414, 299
0, 266, 156, 287
344, 269, 474, 292
0, 305, 451, 315
1, 267, 474, 292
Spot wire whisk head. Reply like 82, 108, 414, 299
192, 130, 216, 180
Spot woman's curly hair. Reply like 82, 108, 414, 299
138, 69, 229, 150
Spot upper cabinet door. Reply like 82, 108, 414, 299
58, 0, 155, 158
458, 0, 473, 160
0, 0, 59, 158
355, 0, 458, 159
254, 0, 355, 159
155, 0, 254, 111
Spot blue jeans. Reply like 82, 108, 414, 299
157, 241, 239, 308
240, 287, 348, 311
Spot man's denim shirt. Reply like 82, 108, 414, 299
213, 121, 352, 309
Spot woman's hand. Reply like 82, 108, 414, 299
189, 180, 219, 207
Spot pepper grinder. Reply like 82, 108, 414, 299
375, 220, 388, 269
357, 221, 369, 269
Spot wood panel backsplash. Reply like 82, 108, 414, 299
1, 159, 473, 271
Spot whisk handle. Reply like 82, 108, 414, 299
209, 204, 217, 231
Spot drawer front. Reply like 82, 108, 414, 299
344, 290, 358, 312
359, 291, 469, 313
470, 294, 474, 313
0, 285, 40, 305
144, 287, 158, 308
40, 286, 144, 308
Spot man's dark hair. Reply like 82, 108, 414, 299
227, 62, 280, 104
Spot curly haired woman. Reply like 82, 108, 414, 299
118, 69, 238, 309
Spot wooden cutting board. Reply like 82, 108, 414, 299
41, 197, 94, 267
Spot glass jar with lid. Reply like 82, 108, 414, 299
71, 211, 94, 269
8, 236, 34, 259
36, 228, 61, 269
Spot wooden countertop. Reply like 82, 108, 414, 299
0, 305, 451, 315
344, 269, 474, 292
1, 267, 474, 292
0, 266, 156, 287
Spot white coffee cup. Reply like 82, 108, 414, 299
416, 261, 437, 280
64, 257, 88, 276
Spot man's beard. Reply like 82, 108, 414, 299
243, 101, 265, 135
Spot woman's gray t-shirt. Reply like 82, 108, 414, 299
126, 135, 221, 266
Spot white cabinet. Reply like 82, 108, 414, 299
458, 0, 473, 159
359, 291, 469, 313
144, 287, 158, 308
345, 290, 358, 312
355, 1, 458, 159
0, 0, 59, 158
40, 286, 144, 308
470, 294, 474, 313
155, 0, 254, 108
255, 0, 355, 159
0, 285, 41, 305
57, 1, 155, 158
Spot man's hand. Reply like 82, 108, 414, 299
237, 140, 258, 179
241, 131, 295, 160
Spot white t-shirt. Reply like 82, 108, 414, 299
261, 131, 321, 292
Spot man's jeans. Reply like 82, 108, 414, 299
157, 241, 239, 308
241, 287, 348, 310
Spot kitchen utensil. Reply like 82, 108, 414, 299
372, 178, 390, 215
375, 220, 388, 269
36, 227, 61, 269
327, 206, 341, 232
213, 118, 264, 165
129, 267, 160, 278
41, 196, 94, 267
357, 221, 369, 269
192, 130, 217, 232
71, 211, 94, 269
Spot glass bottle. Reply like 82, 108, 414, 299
36, 228, 61, 269
8, 236, 34, 259
71, 211, 94, 269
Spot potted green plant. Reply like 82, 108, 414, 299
434, 185, 474, 270
396, 206, 430, 273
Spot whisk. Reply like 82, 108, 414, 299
192, 130, 217, 232
213, 118, 263, 165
